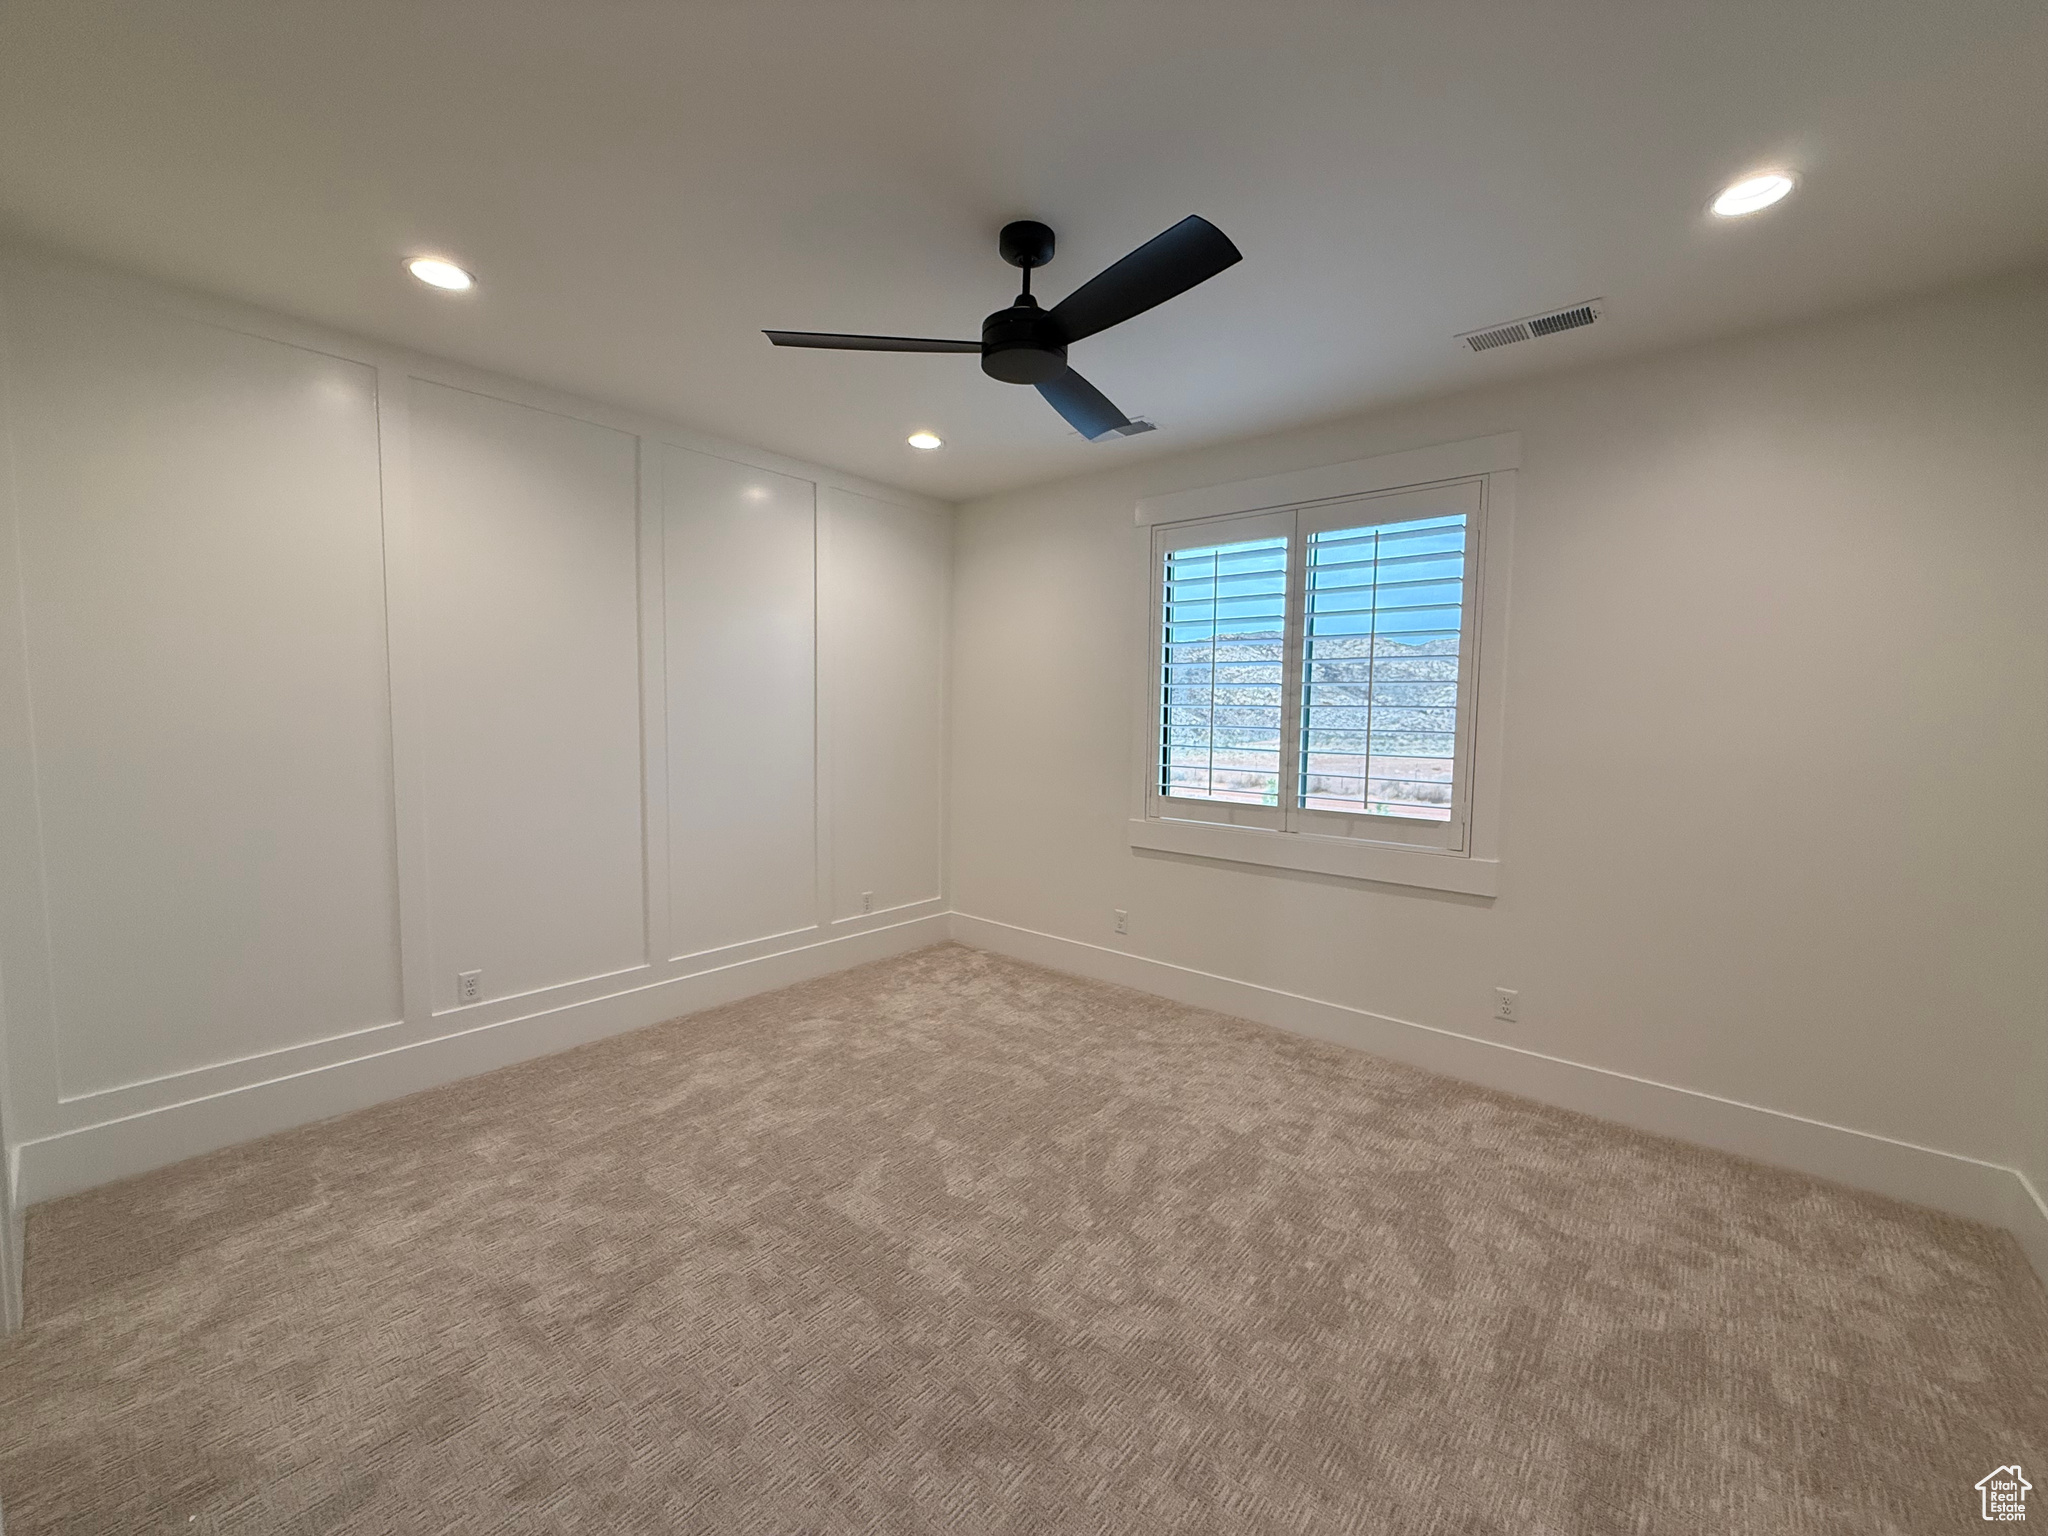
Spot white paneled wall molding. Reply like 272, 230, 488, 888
0, 246, 951, 1212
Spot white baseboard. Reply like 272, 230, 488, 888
949, 912, 2048, 1292
0, 1157, 19, 1332
13, 913, 949, 1210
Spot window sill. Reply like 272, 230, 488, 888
1126, 816, 1499, 897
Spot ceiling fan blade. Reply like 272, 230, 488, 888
764, 331, 980, 353
1037, 367, 1133, 441
1048, 215, 1242, 344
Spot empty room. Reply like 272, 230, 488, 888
0, 1, 2043, 1530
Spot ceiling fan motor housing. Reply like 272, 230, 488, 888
998, 220, 1056, 270
982, 221, 1067, 383
980, 300, 1067, 384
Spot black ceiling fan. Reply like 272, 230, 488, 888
765, 216, 1241, 441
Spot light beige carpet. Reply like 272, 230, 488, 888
2, 943, 2042, 1534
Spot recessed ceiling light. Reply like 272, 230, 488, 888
1710, 172, 1796, 218
407, 256, 475, 291
907, 431, 943, 451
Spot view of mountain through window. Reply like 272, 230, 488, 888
1301, 514, 1465, 821
1160, 535, 1287, 804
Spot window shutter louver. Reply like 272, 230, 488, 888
1160, 535, 1288, 806
1300, 514, 1467, 822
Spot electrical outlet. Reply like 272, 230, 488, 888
457, 970, 482, 1004
861, 890, 874, 914
1113, 909, 1129, 935
1494, 987, 1518, 1023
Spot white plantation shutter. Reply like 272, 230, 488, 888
1149, 481, 1483, 851
1151, 509, 1292, 829
1299, 518, 1466, 819
1162, 538, 1287, 802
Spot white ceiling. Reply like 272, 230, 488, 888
2, 1, 2043, 501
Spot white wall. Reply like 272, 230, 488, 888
662, 449, 819, 959
5, 285, 402, 1094
0, 244, 2039, 1301
822, 488, 950, 922
0, 250, 952, 1214
950, 270, 2048, 1259
409, 379, 648, 1008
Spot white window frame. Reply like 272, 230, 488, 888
1128, 434, 1515, 897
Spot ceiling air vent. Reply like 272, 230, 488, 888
1457, 299, 1603, 353
1462, 321, 1529, 352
